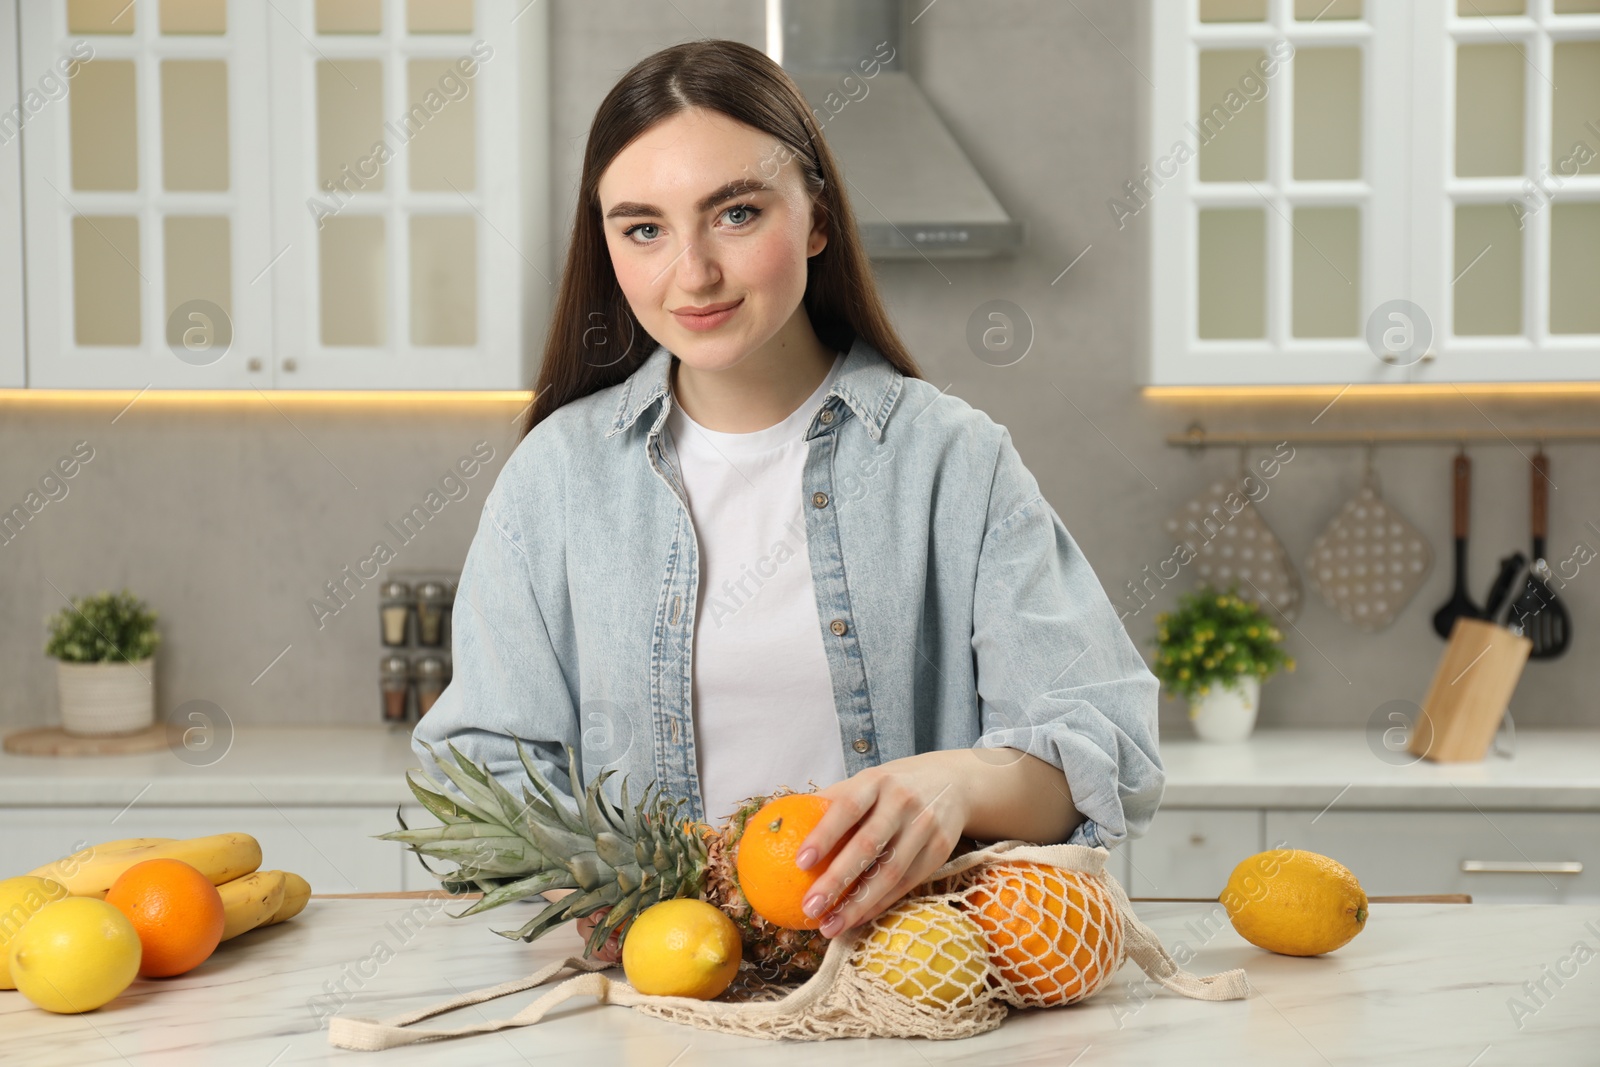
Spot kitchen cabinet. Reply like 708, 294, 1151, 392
1123, 807, 1262, 898
1265, 809, 1599, 905
11, 0, 546, 391
0, 0, 25, 388
9, 806, 409, 894
1128, 805, 1600, 905
1145, 1, 1600, 386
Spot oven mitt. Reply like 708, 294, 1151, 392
1305, 471, 1433, 632
1165, 480, 1302, 622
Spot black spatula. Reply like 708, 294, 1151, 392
1432, 453, 1482, 639
1509, 449, 1571, 659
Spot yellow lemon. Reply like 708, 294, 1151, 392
9, 897, 142, 1013
621, 898, 742, 1000
0, 876, 69, 990
1221, 849, 1368, 957
858, 899, 989, 1008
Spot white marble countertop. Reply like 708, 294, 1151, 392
3, 896, 1593, 1065
1157, 729, 1600, 810
3, 725, 1599, 811
0, 726, 421, 806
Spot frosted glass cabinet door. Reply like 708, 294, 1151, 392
20, 0, 275, 388
0, 0, 25, 386
1150, 0, 1600, 385
268, 0, 535, 389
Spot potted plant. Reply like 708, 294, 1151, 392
44, 589, 161, 735
1151, 585, 1294, 742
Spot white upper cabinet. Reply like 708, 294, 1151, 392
0, 1, 27, 388
1147, 0, 1600, 386
17, 0, 542, 390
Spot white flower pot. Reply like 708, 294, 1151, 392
1188, 674, 1261, 743
55, 658, 156, 736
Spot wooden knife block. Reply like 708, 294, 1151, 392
1409, 617, 1532, 762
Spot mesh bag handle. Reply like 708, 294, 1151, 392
328, 840, 1248, 1051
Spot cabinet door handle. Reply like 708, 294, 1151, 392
1460, 860, 1583, 875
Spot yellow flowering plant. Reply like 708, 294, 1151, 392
1149, 584, 1294, 703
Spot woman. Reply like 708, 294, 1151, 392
413, 39, 1162, 964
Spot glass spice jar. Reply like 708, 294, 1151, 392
415, 581, 449, 647
414, 655, 448, 716
380, 654, 411, 723
379, 580, 413, 647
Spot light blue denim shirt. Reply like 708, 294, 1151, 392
412, 335, 1164, 850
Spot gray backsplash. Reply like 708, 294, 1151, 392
2, 1, 1595, 735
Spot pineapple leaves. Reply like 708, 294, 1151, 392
489, 902, 570, 944
403, 774, 472, 824
488, 884, 620, 944
588, 886, 643, 954
450, 869, 573, 916
515, 739, 586, 834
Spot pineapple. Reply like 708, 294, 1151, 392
383, 739, 830, 982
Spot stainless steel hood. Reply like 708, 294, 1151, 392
769, 0, 1024, 259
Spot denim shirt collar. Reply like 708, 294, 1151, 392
605, 333, 904, 443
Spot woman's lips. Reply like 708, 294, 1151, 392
672, 297, 743, 332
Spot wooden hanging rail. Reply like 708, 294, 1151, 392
1168, 422, 1600, 450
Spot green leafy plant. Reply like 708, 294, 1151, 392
44, 588, 160, 664
1150, 584, 1294, 703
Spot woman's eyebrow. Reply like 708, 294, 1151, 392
604, 178, 773, 220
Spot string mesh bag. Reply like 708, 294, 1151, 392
328, 839, 1249, 1051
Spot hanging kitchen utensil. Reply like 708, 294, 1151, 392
1164, 449, 1301, 621
1508, 449, 1571, 660
1431, 450, 1482, 640
1305, 446, 1434, 633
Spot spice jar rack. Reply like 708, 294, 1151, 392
377, 569, 456, 725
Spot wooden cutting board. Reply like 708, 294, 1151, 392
3, 723, 171, 756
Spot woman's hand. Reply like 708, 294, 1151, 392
575, 905, 624, 965
792, 751, 970, 938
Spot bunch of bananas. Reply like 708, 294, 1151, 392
25, 834, 310, 940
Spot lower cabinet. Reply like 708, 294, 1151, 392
1265, 809, 1600, 905
7, 806, 411, 894
1130, 806, 1600, 904
1124, 809, 1263, 898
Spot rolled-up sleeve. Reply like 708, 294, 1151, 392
969, 430, 1164, 849
410, 476, 581, 819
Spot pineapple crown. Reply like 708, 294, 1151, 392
376, 737, 709, 957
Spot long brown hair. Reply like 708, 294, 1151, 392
519, 39, 923, 441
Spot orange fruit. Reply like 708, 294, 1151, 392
733, 794, 841, 930
961, 862, 1123, 1007
103, 858, 226, 978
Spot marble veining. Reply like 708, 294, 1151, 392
3, 898, 1595, 1065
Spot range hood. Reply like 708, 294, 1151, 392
768, 0, 1024, 259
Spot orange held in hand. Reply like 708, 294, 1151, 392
104, 858, 226, 978
961, 861, 1123, 1007
733, 794, 841, 931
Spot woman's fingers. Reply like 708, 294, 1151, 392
808, 797, 925, 935
822, 826, 949, 936
794, 783, 874, 874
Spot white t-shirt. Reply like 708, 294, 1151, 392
664, 353, 849, 824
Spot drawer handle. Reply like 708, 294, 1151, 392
1460, 860, 1583, 875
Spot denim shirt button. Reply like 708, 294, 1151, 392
811, 491, 829, 508
852, 738, 871, 753
819, 409, 834, 425
829, 618, 848, 636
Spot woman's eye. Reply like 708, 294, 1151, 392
620, 204, 760, 245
